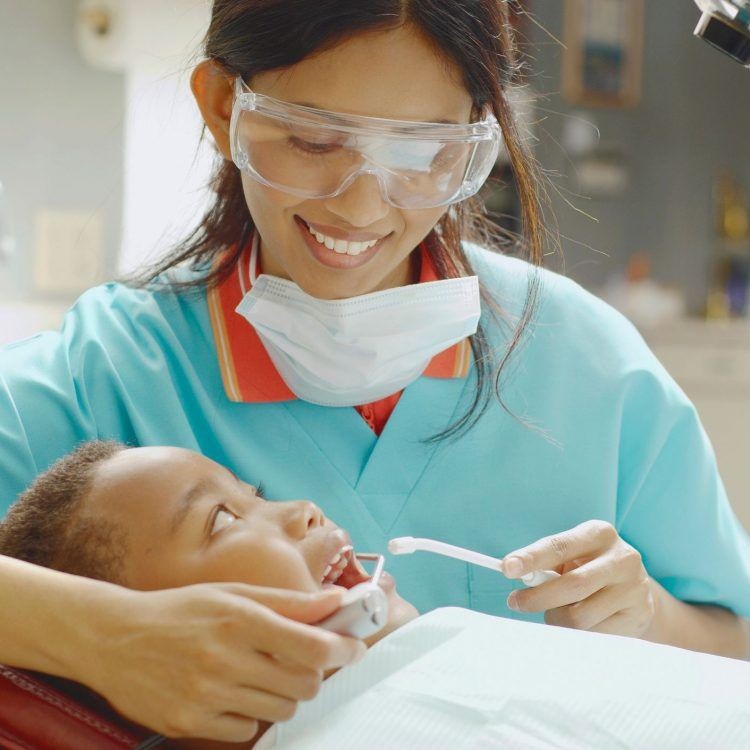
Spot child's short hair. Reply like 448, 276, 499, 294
0, 440, 128, 583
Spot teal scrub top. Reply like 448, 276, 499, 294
1, 244, 748, 622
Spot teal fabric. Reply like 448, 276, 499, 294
1, 245, 748, 621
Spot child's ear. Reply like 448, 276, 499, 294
191, 60, 235, 160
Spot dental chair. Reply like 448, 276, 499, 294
0, 664, 168, 749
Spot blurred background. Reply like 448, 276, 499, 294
0, 0, 748, 526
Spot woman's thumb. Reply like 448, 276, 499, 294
222, 583, 346, 623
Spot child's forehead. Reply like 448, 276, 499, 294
105, 445, 215, 475
87, 446, 222, 520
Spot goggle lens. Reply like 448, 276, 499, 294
230, 86, 500, 209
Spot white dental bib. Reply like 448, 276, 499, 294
272, 607, 750, 749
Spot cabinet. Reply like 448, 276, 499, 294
645, 320, 750, 532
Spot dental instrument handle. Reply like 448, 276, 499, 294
520, 569, 560, 587
389, 537, 502, 572
388, 536, 559, 588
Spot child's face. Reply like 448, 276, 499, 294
86, 447, 417, 638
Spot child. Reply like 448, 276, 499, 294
0, 441, 418, 748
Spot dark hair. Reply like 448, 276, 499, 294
136, 0, 548, 440
0, 441, 129, 584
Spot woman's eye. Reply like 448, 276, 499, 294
289, 137, 342, 155
211, 508, 237, 535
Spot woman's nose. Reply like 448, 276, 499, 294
279, 501, 325, 539
323, 173, 390, 226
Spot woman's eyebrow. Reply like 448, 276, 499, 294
291, 100, 459, 125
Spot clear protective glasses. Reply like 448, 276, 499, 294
229, 78, 502, 210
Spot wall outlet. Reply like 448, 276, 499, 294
33, 209, 103, 295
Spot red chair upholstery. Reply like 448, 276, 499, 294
0, 664, 169, 749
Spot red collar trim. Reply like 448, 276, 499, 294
208, 234, 472, 403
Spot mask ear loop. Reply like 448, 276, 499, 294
248, 229, 260, 287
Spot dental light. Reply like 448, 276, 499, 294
694, 0, 750, 67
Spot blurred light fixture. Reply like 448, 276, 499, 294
694, 0, 750, 67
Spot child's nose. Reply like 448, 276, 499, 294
281, 501, 325, 539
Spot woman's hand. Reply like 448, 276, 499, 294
501, 520, 656, 637
76, 582, 365, 742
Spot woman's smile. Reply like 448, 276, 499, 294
294, 215, 388, 271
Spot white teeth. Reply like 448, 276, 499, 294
320, 545, 355, 583
306, 222, 380, 256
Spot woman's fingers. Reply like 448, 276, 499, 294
177, 715, 260, 745
223, 685, 302, 724
508, 555, 615, 613
84, 583, 367, 740
502, 520, 618, 579
240, 652, 324, 702
219, 582, 346, 623
543, 582, 640, 630
245, 601, 366, 671
502, 521, 656, 639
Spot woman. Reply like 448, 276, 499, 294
1, 0, 748, 744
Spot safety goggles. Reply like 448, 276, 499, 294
229, 78, 501, 209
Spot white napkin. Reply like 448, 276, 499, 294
273, 607, 750, 749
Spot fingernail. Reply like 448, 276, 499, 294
507, 592, 521, 611
352, 643, 367, 663
320, 586, 345, 599
503, 556, 524, 578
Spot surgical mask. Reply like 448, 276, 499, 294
235, 233, 481, 407
230, 78, 501, 209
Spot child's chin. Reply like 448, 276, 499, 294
364, 588, 419, 647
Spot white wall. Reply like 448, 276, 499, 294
0, 0, 125, 302
95, 0, 216, 274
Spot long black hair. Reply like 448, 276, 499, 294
135, 0, 549, 441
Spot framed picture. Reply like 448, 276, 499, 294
562, 0, 644, 108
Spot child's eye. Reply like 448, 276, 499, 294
211, 507, 237, 535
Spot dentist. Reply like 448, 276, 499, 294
1, 0, 749, 743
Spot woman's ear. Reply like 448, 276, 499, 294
191, 60, 235, 160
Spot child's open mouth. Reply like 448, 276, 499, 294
320, 544, 374, 589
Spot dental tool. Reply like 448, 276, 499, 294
693, 1, 750, 68
388, 536, 560, 587
316, 553, 389, 639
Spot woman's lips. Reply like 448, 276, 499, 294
295, 215, 388, 270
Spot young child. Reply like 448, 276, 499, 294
0, 441, 418, 748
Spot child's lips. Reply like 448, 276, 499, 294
377, 570, 395, 595
336, 553, 397, 594
335, 552, 371, 589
